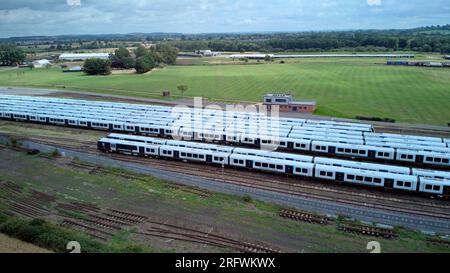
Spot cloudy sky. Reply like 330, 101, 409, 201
0, 0, 449, 38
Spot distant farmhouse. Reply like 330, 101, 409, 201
32, 59, 51, 68
59, 53, 110, 61
264, 94, 316, 113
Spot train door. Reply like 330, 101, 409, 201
336, 172, 345, 182
206, 155, 212, 163
285, 165, 293, 175
109, 124, 114, 131
65, 119, 69, 126
255, 139, 261, 146
46, 117, 50, 123
87, 122, 91, 128
246, 160, 253, 168
110, 143, 116, 152
159, 128, 165, 136
328, 146, 336, 154
139, 147, 145, 156
287, 142, 294, 150
135, 127, 140, 134
173, 151, 179, 159
385, 178, 394, 189
443, 186, 450, 198
416, 155, 424, 164
368, 150, 376, 158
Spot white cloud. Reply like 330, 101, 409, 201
367, 0, 382, 6
67, 0, 81, 6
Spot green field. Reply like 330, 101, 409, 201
1, 59, 450, 125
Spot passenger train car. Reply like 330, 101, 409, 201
1, 95, 449, 168
97, 134, 450, 198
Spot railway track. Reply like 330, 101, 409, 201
135, 220, 281, 253
279, 209, 330, 225
4, 135, 450, 222
338, 222, 398, 240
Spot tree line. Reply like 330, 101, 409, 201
83, 44, 178, 75
164, 25, 450, 54
0, 44, 26, 66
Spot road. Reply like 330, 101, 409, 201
1, 136, 448, 234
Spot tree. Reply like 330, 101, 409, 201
115, 47, 131, 59
177, 85, 188, 97
264, 55, 273, 62
155, 44, 178, 65
134, 45, 148, 58
82, 58, 112, 75
135, 53, 157, 74
0, 44, 26, 66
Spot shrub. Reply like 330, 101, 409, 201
82, 58, 112, 75
242, 195, 252, 203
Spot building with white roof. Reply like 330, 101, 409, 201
59, 53, 110, 61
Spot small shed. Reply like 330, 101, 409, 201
264, 94, 316, 113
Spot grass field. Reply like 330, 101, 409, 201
1, 58, 449, 125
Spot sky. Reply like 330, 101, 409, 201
0, 0, 449, 38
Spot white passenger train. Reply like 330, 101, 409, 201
97, 134, 450, 198
1, 95, 449, 168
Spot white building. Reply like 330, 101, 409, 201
59, 53, 110, 61
32, 59, 51, 68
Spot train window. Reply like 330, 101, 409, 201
327, 172, 333, 177
444, 159, 449, 163
269, 164, 275, 169
199, 155, 204, 159
255, 162, 261, 167
262, 163, 268, 168
433, 186, 441, 191
398, 181, 404, 186
280, 142, 286, 146
374, 178, 382, 183
277, 165, 283, 170
364, 177, 373, 183
426, 157, 433, 161
181, 152, 186, 157
296, 168, 301, 172
359, 150, 365, 155
345, 149, 351, 153
378, 152, 383, 156
351, 149, 358, 154
193, 154, 198, 158
405, 182, 412, 187
347, 175, 355, 180
338, 148, 344, 152
407, 155, 414, 160
151, 149, 155, 153
425, 184, 433, 190
239, 160, 244, 164
302, 169, 308, 174
401, 155, 407, 159
234, 159, 239, 164
214, 157, 218, 161
384, 153, 390, 157
320, 171, 326, 176
356, 176, 363, 181
434, 158, 442, 163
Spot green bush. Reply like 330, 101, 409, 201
82, 58, 112, 75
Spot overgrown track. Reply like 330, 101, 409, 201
338, 222, 398, 240
135, 220, 282, 253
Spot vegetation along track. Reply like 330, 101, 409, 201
4, 134, 450, 222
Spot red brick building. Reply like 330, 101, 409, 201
264, 94, 316, 113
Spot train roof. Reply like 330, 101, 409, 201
313, 157, 410, 174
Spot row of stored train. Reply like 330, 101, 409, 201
1, 95, 449, 168
98, 134, 450, 198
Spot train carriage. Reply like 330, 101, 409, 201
419, 177, 450, 196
